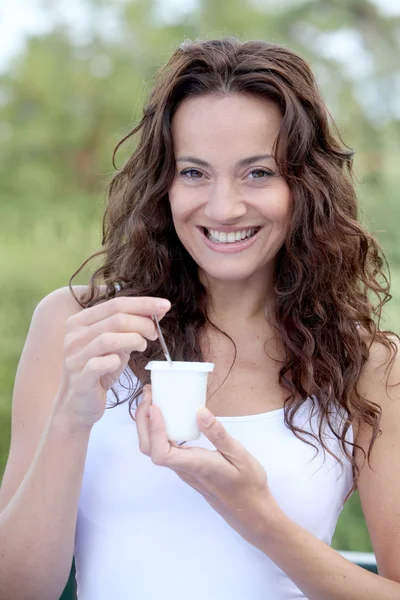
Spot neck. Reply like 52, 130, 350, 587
199, 267, 277, 330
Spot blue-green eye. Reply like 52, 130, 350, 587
179, 168, 204, 179
248, 168, 274, 179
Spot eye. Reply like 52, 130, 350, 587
247, 167, 275, 180
179, 168, 204, 179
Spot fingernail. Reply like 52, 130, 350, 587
158, 299, 171, 310
199, 408, 214, 426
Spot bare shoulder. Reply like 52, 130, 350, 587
36, 284, 97, 315
33, 284, 111, 325
357, 326, 400, 395
347, 327, 399, 441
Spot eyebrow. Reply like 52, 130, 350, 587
176, 154, 274, 168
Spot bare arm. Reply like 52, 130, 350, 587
255, 335, 400, 599
0, 287, 91, 600
0, 409, 91, 600
257, 507, 400, 600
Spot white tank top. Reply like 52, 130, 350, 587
74, 365, 353, 599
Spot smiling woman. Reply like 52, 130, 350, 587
169, 94, 292, 280
1, 37, 400, 600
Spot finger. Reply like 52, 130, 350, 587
196, 408, 246, 470
136, 386, 152, 455
81, 352, 124, 387
148, 405, 193, 466
148, 405, 215, 471
69, 296, 171, 328
64, 314, 159, 359
136, 387, 181, 455
72, 332, 149, 370
88, 314, 159, 342
147, 404, 174, 463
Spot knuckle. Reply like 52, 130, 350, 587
85, 357, 98, 373
141, 319, 157, 341
98, 332, 113, 352
138, 441, 150, 455
64, 355, 76, 372
111, 297, 125, 313
132, 333, 147, 351
214, 425, 227, 442
197, 463, 210, 478
63, 332, 74, 352
113, 313, 129, 330
65, 314, 77, 332
64, 331, 81, 353
151, 453, 164, 466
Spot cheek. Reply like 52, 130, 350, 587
168, 187, 184, 225
168, 185, 202, 226
258, 188, 292, 224
168, 193, 192, 243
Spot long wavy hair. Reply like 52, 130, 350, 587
70, 37, 398, 495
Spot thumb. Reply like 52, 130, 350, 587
197, 407, 215, 427
197, 407, 239, 460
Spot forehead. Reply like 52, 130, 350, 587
171, 93, 282, 156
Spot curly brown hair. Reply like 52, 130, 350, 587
69, 37, 399, 496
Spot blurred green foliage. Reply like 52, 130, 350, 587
0, 0, 399, 556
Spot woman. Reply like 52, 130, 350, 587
0, 37, 399, 600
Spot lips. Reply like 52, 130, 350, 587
201, 226, 261, 243
197, 225, 263, 253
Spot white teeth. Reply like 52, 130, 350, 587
206, 227, 259, 243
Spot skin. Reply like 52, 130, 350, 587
168, 92, 292, 326
135, 92, 400, 598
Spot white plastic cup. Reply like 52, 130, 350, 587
144, 361, 215, 441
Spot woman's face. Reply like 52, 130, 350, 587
168, 92, 292, 283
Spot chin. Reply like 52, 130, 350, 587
198, 264, 259, 282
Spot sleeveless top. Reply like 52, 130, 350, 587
74, 365, 354, 600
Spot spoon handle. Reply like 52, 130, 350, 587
152, 315, 173, 366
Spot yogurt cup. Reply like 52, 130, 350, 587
144, 361, 215, 441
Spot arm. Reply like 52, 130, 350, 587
0, 287, 90, 600
0, 410, 91, 600
0, 286, 167, 600
257, 507, 400, 599
256, 334, 400, 599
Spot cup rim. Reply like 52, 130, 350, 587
144, 361, 214, 372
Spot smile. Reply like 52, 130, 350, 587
202, 226, 261, 243
198, 226, 263, 253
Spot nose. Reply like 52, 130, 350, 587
203, 179, 247, 224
